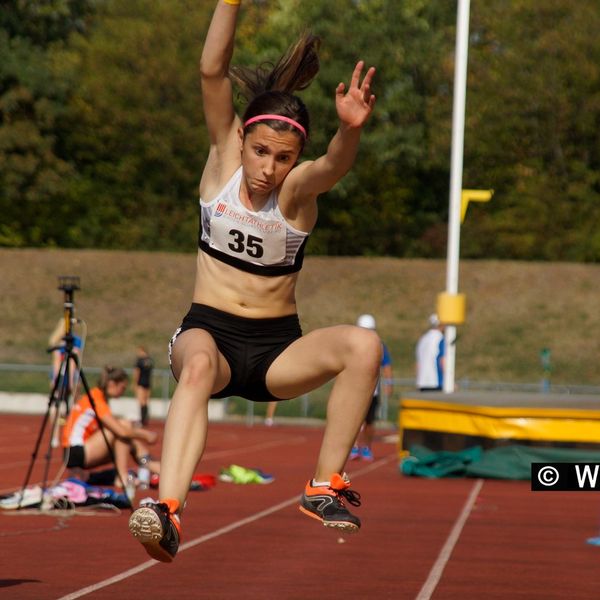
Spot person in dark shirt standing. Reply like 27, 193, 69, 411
134, 346, 154, 426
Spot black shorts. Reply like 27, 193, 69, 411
64, 445, 85, 468
169, 303, 302, 402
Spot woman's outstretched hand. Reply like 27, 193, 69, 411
335, 61, 376, 128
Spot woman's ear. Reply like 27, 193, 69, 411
237, 127, 244, 153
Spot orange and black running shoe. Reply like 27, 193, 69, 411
128, 498, 181, 563
299, 473, 361, 532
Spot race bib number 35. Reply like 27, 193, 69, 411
209, 215, 286, 265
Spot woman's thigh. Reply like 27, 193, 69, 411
136, 386, 150, 403
265, 325, 381, 399
83, 429, 116, 468
170, 328, 232, 395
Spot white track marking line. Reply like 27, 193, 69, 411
56, 499, 299, 600
0, 460, 60, 471
202, 435, 306, 460
415, 478, 484, 600
0, 436, 307, 494
57, 559, 158, 600
56, 451, 397, 600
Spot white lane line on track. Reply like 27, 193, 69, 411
202, 435, 307, 460
1, 437, 307, 493
0, 460, 65, 474
56, 452, 397, 600
415, 478, 484, 600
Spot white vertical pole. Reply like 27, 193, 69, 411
444, 0, 471, 393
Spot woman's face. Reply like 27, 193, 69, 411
106, 379, 128, 398
239, 124, 302, 197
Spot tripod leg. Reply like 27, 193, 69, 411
17, 355, 68, 510
40, 353, 73, 498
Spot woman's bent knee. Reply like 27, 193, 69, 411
350, 328, 382, 374
178, 351, 217, 387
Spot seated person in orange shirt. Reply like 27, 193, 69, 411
62, 366, 160, 487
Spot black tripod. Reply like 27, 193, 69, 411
18, 276, 132, 510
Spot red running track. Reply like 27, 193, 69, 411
2, 414, 600, 599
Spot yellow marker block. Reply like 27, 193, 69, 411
461, 189, 493, 222
437, 292, 466, 325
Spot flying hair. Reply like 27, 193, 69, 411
230, 32, 320, 147
230, 31, 321, 99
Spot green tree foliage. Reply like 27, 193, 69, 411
0, 0, 93, 46
461, 0, 600, 260
0, 0, 95, 246
64, 0, 211, 249
1, 0, 599, 261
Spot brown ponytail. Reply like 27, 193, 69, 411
231, 32, 321, 147
230, 32, 321, 98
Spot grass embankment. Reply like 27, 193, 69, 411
1, 248, 599, 416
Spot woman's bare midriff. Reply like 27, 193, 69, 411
192, 251, 299, 318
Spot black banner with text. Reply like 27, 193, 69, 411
531, 463, 600, 491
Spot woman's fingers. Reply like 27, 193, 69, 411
347, 62, 376, 105
336, 62, 377, 120
359, 66, 376, 99
361, 66, 376, 90
350, 60, 364, 89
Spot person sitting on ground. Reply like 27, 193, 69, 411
62, 366, 160, 488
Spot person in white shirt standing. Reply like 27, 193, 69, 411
415, 314, 445, 391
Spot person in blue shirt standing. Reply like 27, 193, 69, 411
350, 314, 393, 462
48, 317, 84, 448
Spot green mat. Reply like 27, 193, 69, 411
401, 444, 600, 480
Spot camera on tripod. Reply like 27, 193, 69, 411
58, 275, 80, 294
55, 276, 81, 343
17, 274, 136, 509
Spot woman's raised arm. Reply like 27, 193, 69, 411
286, 61, 376, 200
199, 1, 242, 147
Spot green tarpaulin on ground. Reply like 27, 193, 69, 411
401, 444, 600, 480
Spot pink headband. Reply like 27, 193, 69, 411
244, 114, 307, 138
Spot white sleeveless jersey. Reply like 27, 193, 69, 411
198, 167, 310, 276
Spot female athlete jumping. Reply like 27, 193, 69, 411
129, 0, 379, 562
